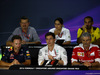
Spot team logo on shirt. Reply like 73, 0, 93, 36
9, 47, 13, 51
56, 50, 58, 53
10, 53, 14, 59
97, 50, 100, 51
10, 53, 14, 57
26, 54, 30, 56
26, 51, 29, 54
72, 52, 75, 56
3, 54, 5, 56
77, 52, 84, 57
90, 52, 95, 56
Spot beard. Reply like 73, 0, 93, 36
83, 43, 90, 48
86, 25, 92, 29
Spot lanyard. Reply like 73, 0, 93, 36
48, 49, 57, 57
58, 32, 63, 38
22, 30, 30, 39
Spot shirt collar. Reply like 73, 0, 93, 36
21, 26, 30, 33
79, 43, 93, 50
85, 26, 93, 33
47, 44, 55, 52
61, 27, 64, 32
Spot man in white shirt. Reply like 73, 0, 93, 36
38, 32, 67, 66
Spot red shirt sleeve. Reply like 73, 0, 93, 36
71, 48, 78, 63
95, 47, 100, 59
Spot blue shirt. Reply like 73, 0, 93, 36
1, 47, 31, 63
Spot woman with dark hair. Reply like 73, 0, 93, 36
49, 17, 71, 45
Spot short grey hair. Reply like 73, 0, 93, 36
81, 32, 91, 40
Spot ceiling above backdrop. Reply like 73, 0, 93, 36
0, 0, 100, 45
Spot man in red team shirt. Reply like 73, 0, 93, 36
71, 32, 100, 67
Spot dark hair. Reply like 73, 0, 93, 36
11, 35, 22, 42
20, 16, 29, 22
54, 17, 63, 24
84, 16, 93, 22
45, 32, 55, 39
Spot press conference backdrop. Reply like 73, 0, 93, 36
0, 0, 100, 74
0, 0, 100, 46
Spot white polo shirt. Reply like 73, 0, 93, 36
49, 27, 71, 42
38, 44, 68, 65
